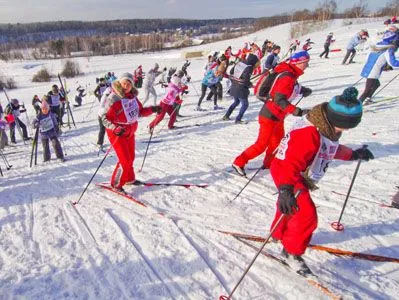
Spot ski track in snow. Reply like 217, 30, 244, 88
1, 18, 399, 299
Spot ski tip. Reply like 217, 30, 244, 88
219, 296, 229, 300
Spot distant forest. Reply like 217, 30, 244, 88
0, 18, 256, 44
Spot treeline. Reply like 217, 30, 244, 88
0, 18, 255, 44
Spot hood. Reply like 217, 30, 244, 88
274, 62, 304, 78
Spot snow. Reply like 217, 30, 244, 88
1, 18, 399, 299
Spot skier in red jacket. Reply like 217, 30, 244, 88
270, 87, 374, 274
100, 72, 161, 192
232, 51, 312, 176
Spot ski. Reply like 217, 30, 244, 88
137, 181, 208, 188
99, 180, 208, 189
234, 236, 343, 300
95, 183, 147, 207
220, 230, 399, 263
331, 190, 395, 208
140, 139, 163, 144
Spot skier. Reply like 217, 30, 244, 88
47, 84, 65, 127
96, 86, 112, 149
4, 99, 30, 144
0, 103, 8, 149
232, 51, 312, 175
288, 39, 300, 55
222, 53, 259, 124
94, 78, 109, 102
302, 38, 314, 51
143, 63, 162, 105
269, 87, 374, 274
251, 42, 263, 75
33, 99, 65, 163
358, 28, 399, 104
74, 86, 86, 107
196, 66, 222, 111
158, 67, 169, 88
319, 32, 335, 58
100, 72, 161, 192
32, 95, 42, 115
342, 29, 369, 64
133, 65, 144, 88
205, 54, 229, 104
236, 42, 251, 61
148, 71, 187, 132
261, 45, 281, 72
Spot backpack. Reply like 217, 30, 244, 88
254, 71, 292, 102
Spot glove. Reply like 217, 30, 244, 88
293, 107, 309, 116
175, 98, 183, 105
183, 90, 189, 95
151, 106, 162, 114
351, 147, 374, 161
301, 87, 312, 97
277, 185, 298, 215
113, 125, 126, 137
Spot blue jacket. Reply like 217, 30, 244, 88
347, 34, 361, 50
361, 47, 399, 78
202, 69, 220, 87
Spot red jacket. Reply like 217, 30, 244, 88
260, 62, 303, 121
271, 122, 353, 188
101, 88, 153, 138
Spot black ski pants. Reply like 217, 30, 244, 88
9, 118, 28, 143
97, 116, 106, 146
359, 78, 380, 102
197, 83, 217, 107
320, 44, 330, 58
42, 136, 64, 162
342, 49, 356, 64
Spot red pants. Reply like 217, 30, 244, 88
149, 102, 177, 129
234, 115, 284, 169
107, 129, 136, 189
270, 185, 318, 255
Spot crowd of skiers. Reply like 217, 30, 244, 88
1, 18, 399, 276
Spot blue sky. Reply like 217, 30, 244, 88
0, 0, 387, 23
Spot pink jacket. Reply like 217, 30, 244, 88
161, 77, 186, 105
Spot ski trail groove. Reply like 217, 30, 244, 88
171, 218, 230, 296
105, 209, 178, 300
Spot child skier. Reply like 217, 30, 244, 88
149, 71, 188, 132
270, 87, 374, 274
100, 72, 161, 192
33, 99, 65, 163
4, 99, 30, 144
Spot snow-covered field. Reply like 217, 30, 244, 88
0, 19, 398, 299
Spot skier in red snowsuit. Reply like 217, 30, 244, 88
100, 73, 161, 191
232, 51, 312, 176
270, 87, 374, 274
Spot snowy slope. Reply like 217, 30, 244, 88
0, 18, 398, 300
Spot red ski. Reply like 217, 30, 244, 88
219, 230, 399, 263
140, 182, 208, 188
95, 183, 147, 207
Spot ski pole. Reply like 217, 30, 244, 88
351, 77, 363, 87
220, 190, 301, 300
0, 163, 3, 177
190, 82, 200, 97
231, 167, 263, 202
30, 123, 40, 168
0, 150, 12, 170
371, 73, 399, 100
138, 130, 153, 173
331, 145, 367, 231
73, 138, 118, 205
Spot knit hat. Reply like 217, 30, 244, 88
119, 72, 134, 84
326, 87, 362, 129
289, 51, 310, 65
41, 99, 50, 113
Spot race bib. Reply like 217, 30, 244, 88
50, 94, 60, 106
121, 97, 139, 124
306, 137, 339, 182
233, 62, 248, 79
40, 115, 55, 132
